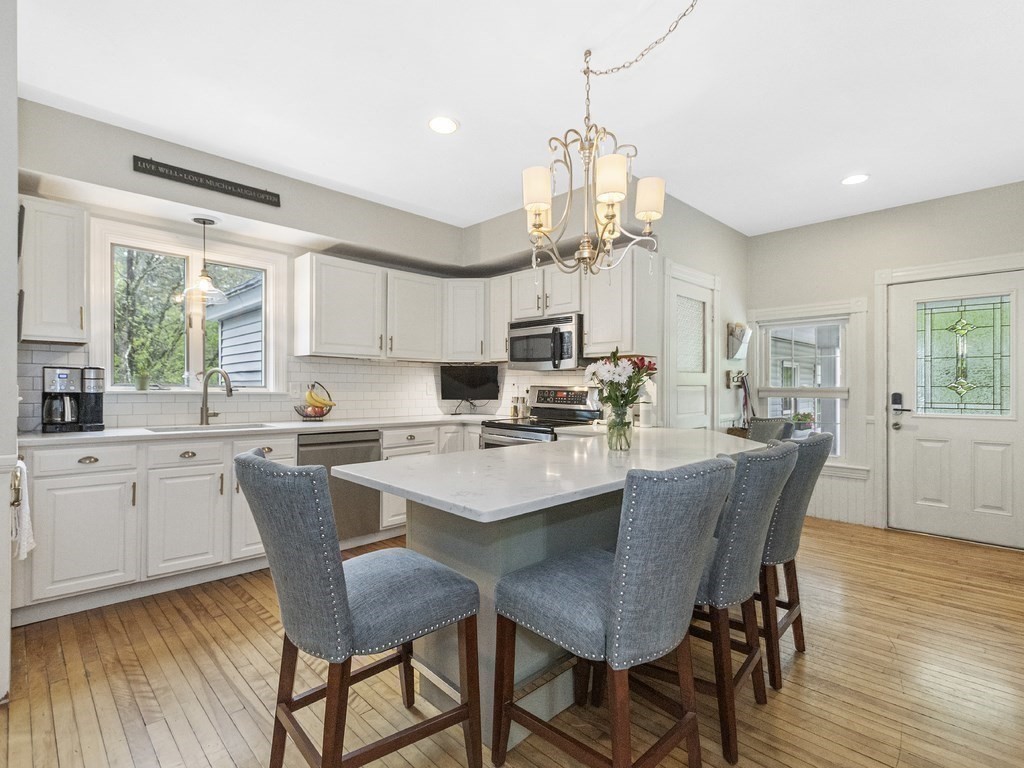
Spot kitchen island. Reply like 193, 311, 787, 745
333, 427, 760, 746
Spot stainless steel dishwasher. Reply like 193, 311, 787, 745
296, 431, 382, 539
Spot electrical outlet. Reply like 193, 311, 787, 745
287, 381, 302, 397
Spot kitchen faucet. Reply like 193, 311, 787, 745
200, 368, 234, 425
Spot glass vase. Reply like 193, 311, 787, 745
606, 405, 632, 452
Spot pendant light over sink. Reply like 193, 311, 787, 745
521, 0, 700, 275
180, 216, 227, 306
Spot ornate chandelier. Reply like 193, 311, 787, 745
521, 1, 699, 275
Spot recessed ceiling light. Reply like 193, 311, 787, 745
428, 116, 460, 135
841, 173, 870, 185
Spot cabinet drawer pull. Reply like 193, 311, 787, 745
536, 295, 541, 310
378, 334, 383, 350
219, 473, 225, 495
78, 456, 99, 464
389, 335, 394, 352
480, 340, 484, 354
261, 446, 273, 454
131, 481, 137, 507
545, 293, 550, 309
80, 306, 85, 330
406, 434, 415, 441
180, 450, 197, 459
505, 337, 509, 353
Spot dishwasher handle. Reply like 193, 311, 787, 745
297, 430, 382, 447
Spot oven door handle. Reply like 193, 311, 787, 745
551, 327, 561, 369
482, 434, 540, 447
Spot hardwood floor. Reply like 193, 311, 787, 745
3, 519, 1022, 768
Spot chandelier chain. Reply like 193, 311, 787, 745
586, 0, 700, 77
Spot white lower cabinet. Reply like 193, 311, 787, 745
146, 462, 227, 577
439, 425, 465, 454
230, 437, 297, 560
30, 471, 139, 601
465, 425, 482, 451
380, 427, 439, 528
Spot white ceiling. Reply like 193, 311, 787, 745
16, 1, 1024, 236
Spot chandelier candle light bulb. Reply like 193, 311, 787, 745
595, 153, 628, 203
522, 166, 553, 211
635, 176, 666, 231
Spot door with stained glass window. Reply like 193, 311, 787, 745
667, 277, 714, 429
888, 272, 1024, 548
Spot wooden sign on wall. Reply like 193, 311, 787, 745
133, 156, 281, 207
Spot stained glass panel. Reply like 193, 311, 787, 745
916, 295, 1010, 415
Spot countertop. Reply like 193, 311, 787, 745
332, 428, 760, 523
17, 414, 491, 448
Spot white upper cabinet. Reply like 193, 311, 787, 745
19, 197, 87, 343
510, 265, 581, 321
487, 274, 512, 361
444, 279, 486, 361
386, 270, 443, 361
581, 250, 663, 357
294, 253, 385, 358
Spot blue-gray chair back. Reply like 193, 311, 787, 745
234, 449, 354, 663
762, 433, 834, 565
747, 417, 794, 443
700, 442, 798, 608
606, 457, 735, 670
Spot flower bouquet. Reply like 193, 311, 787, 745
584, 348, 657, 451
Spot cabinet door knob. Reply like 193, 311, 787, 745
261, 446, 273, 454
180, 450, 197, 459
406, 434, 415, 441
78, 456, 99, 464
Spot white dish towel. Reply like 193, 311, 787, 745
11, 459, 35, 560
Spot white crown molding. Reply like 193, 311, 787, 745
875, 251, 1024, 286
748, 297, 867, 323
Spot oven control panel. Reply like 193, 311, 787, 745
533, 387, 599, 409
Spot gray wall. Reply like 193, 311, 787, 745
747, 180, 1024, 405
19, 101, 463, 269
1, 0, 18, 700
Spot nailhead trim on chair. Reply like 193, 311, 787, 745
352, 610, 478, 655
497, 610, 606, 661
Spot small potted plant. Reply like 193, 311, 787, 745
792, 411, 815, 430
134, 370, 151, 391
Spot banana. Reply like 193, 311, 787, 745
306, 386, 336, 408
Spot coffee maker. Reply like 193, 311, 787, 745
80, 366, 106, 432
42, 366, 82, 433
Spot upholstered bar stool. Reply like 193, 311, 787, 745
234, 449, 482, 768
492, 458, 736, 768
759, 432, 833, 689
688, 442, 797, 763
747, 417, 795, 443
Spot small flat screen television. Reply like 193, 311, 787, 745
440, 365, 500, 402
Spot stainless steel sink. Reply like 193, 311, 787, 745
145, 423, 272, 433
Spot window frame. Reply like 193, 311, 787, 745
89, 218, 288, 393
749, 299, 869, 464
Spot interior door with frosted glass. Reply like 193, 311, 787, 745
667, 278, 713, 429
888, 272, 1023, 548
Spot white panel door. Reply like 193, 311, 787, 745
487, 274, 512, 360
666, 277, 714, 429
307, 255, 385, 357
543, 265, 581, 315
511, 270, 544, 320
444, 279, 486, 361
582, 257, 632, 356
387, 271, 443, 360
888, 272, 1024, 548
147, 465, 227, 576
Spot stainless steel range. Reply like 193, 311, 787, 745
480, 385, 601, 448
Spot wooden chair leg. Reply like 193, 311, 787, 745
270, 635, 299, 768
491, 615, 517, 766
458, 616, 483, 768
760, 564, 784, 690
572, 658, 590, 706
741, 598, 767, 705
590, 661, 607, 707
783, 559, 806, 652
710, 607, 738, 764
321, 659, 351, 768
399, 641, 415, 708
675, 635, 703, 768
607, 668, 633, 768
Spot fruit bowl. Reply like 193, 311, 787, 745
295, 381, 335, 421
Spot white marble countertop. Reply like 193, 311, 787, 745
17, 414, 490, 448
333, 428, 761, 523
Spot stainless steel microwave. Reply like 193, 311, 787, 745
507, 314, 585, 371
